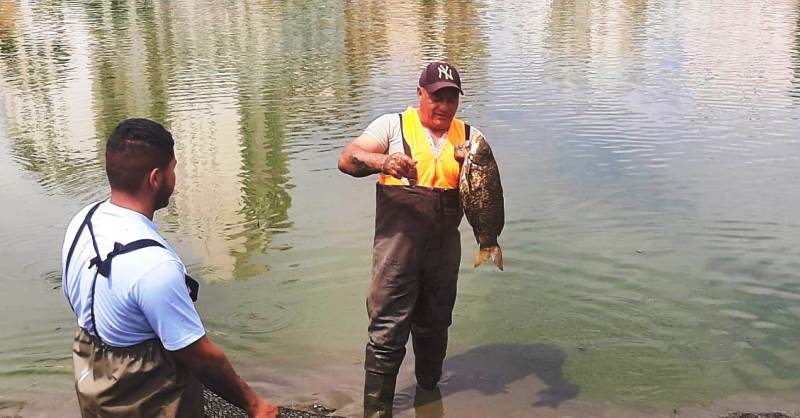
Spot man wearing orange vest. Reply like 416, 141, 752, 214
338, 61, 482, 417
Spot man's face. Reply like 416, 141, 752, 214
417, 86, 460, 131
154, 157, 176, 210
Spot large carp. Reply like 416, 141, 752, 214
459, 133, 505, 270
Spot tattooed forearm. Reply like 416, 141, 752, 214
348, 153, 381, 177
338, 142, 388, 177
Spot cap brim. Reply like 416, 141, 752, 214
423, 81, 464, 95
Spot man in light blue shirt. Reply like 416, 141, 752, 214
63, 198, 205, 351
62, 118, 277, 418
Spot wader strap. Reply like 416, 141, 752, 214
64, 201, 104, 278
62, 202, 106, 338
90, 239, 165, 278
87, 238, 199, 301
398, 113, 412, 158
88, 238, 166, 343
87, 239, 199, 343
88, 269, 102, 340
185, 275, 199, 302
63, 201, 104, 314
464, 123, 471, 144
86, 220, 105, 340
397, 113, 418, 186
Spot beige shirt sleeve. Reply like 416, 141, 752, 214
363, 113, 404, 155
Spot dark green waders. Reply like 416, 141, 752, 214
364, 184, 462, 418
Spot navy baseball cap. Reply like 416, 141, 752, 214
419, 61, 463, 95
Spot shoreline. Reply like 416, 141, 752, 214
4, 361, 799, 418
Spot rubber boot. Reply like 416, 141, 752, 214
412, 330, 448, 390
414, 385, 444, 418
364, 371, 397, 418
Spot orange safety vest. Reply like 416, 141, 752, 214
378, 107, 469, 190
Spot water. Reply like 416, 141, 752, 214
1, 0, 799, 415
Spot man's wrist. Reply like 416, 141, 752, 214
379, 154, 390, 175
245, 393, 262, 415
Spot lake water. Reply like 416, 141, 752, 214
1, 0, 799, 416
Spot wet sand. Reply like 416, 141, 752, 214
5, 355, 799, 418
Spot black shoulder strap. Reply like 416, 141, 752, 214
398, 113, 412, 158
88, 239, 199, 301
185, 275, 199, 302
464, 123, 471, 144
63, 202, 104, 314
64, 201, 104, 278
89, 239, 165, 278
88, 239, 166, 341
86, 238, 175, 342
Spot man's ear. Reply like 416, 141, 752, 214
148, 167, 162, 190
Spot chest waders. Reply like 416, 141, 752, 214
64, 202, 203, 418
364, 113, 468, 418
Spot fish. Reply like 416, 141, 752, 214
459, 133, 505, 270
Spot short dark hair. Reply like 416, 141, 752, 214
105, 118, 175, 194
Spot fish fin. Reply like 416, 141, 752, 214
474, 246, 503, 271
494, 246, 504, 271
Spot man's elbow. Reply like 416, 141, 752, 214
337, 153, 350, 175
338, 151, 361, 177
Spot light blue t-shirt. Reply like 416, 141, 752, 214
61, 201, 205, 351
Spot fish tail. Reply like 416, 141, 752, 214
474, 245, 504, 271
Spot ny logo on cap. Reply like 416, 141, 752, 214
438, 64, 454, 81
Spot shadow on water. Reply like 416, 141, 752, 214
395, 343, 580, 416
